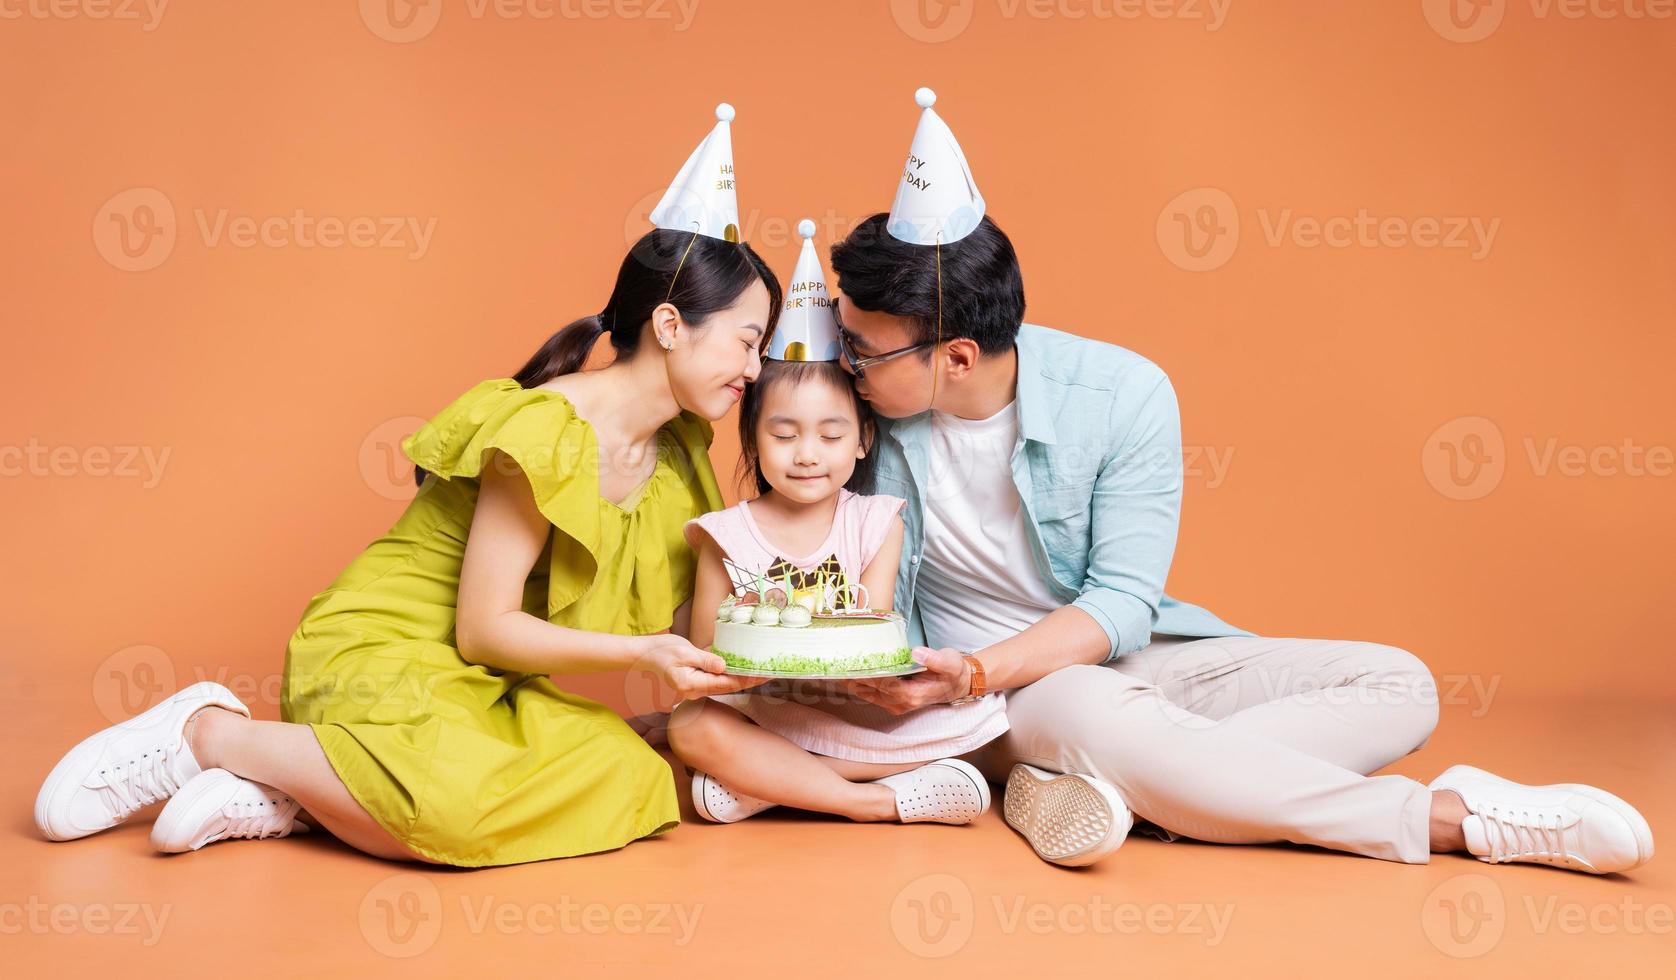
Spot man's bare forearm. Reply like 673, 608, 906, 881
970, 604, 1112, 692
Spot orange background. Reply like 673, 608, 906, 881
3, 1, 1673, 723
5, 4, 1676, 978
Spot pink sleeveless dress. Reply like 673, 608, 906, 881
683, 489, 1009, 764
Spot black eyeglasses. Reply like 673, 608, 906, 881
836, 324, 935, 380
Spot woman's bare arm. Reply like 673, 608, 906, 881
454, 451, 645, 673
453, 450, 763, 702
669, 598, 693, 641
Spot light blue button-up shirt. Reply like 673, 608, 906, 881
871, 323, 1252, 661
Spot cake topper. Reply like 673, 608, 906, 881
720, 555, 872, 617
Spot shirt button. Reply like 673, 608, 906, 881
910, 554, 920, 564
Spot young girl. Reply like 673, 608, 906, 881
669, 356, 1009, 826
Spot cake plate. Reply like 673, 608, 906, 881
721, 662, 927, 681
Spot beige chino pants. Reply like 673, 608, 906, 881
964, 635, 1441, 864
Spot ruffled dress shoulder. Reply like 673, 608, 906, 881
400, 378, 724, 634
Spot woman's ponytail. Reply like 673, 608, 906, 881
412, 228, 780, 489
513, 228, 779, 396
513, 313, 609, 388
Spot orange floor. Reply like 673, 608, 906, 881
7, 693, 1672, 978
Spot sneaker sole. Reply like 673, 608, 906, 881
1004, 764, 1131, 867
1436, 764, 1654, 870
34, 681, 247, 842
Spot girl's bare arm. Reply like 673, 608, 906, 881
858, 513, 905, 613
685, 533, 732, 651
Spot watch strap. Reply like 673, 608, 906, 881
949, 651, 987, 704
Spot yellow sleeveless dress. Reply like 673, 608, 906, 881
280, 378, 723, 866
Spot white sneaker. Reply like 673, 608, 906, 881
874, 758, 991, 825
1429, 764, 1654, 874
151, 768, 309, 853
1004, 763, 1134, 867
690, 771, 778, 823
35, 681, 251, 842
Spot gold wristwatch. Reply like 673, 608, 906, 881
947, 651, 987, 705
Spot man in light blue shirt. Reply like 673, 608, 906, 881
873, 318, 1251, 659
824, 213, 1653, 875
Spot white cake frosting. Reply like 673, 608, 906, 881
712, 610, 912, 675
709, 570, 911, 674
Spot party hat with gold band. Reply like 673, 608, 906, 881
886, 88, 985, 246
883, 88, 985, 407
650, 103, 740, 242
766, 218, 840, 362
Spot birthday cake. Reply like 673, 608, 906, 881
710, 561, 912, 676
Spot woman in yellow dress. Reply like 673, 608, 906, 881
34, 229, 779, 866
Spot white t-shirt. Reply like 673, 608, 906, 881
916, 400, 1065, 653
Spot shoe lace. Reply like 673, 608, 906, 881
1479, 804, 1573, 864
223, 797, 295, 841
95, 745, 184, 817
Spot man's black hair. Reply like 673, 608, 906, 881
829, 213, 1025, 356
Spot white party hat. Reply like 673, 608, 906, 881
886, 88, 985, 246
650, 103, 740, 242
766, 219, 840, 362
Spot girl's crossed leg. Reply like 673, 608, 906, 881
668, 698, 987, 825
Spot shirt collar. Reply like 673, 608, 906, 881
1013, 324, 1058, 445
